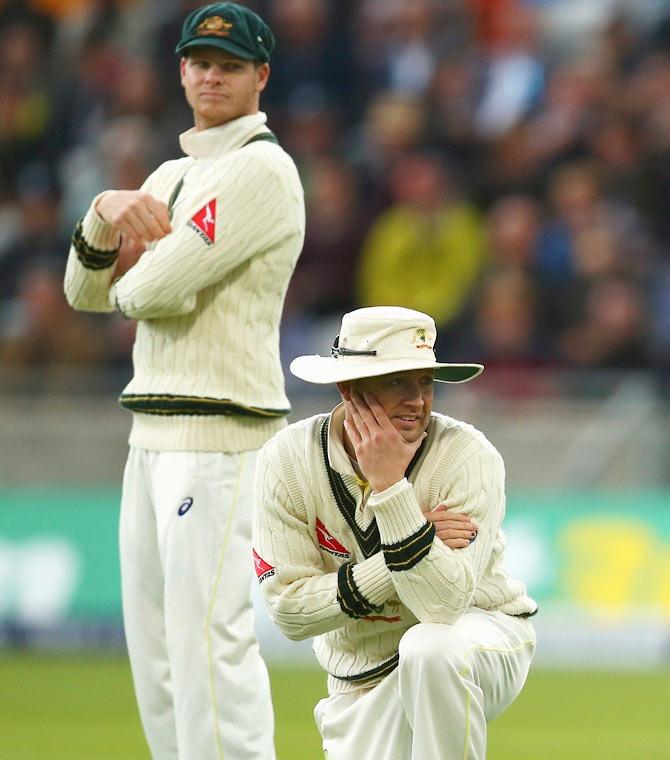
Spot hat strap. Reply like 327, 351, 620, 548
330, 335, 377, 359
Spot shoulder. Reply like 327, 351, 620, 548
259, 413, 328, 464
150, 156, 192, 179
142, 157, 192, 191
428, 412, 503, 469
234, 138, 302, 186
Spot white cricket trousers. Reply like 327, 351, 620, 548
119, 447, 275, 760
315, 608, 536, 760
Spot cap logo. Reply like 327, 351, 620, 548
413, 327, 431, 349
196, 16, 233, 38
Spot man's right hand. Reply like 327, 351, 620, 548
115, 234, 146, 278
96, 190, 172, 244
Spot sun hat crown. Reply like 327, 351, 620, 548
290, 306, 483, 385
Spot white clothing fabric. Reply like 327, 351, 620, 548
314, 610, 536, 760
120, 447, 275, 760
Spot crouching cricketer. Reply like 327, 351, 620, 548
252, 306, 537, 759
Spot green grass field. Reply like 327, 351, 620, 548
0, 654, 668, 759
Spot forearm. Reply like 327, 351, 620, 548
261, 551, 396, 640
371, 480, 478, 624
109, 264, 196, 319
64, 201, 121, 313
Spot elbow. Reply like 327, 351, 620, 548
282, 627, 312, 642
64, 291, 81, 310
268, 611, 314, 642
117, 289, 196, 319
64, 289, 105, 313
416, 606, 464, 626
413, 593, 474, 625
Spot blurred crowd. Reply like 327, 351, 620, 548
1, 0, 669, 395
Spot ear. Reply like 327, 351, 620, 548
180, 57, 187, 85
256, 63, 270, 93
336, 381, 352, 401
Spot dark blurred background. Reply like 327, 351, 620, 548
1, 0, 670, 388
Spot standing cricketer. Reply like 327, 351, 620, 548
253, 306, 537, 760
64, 3, 305, 758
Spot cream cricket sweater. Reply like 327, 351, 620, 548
253, 405, 537, 694
64, 112, 305, 452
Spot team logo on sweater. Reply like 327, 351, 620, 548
188, 199, 217, 245
316, 519, 351, 559
253, 549, 275, 583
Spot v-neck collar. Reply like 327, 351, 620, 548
320, 409, 429, 558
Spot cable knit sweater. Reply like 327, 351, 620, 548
64, 112, 305, 453
253, 404, 537, 694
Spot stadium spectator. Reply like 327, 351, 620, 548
285, 157, 369, 318
355, 151, 486, 343
0, 262, 106, 391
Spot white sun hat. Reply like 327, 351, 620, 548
289, 306, 484, 384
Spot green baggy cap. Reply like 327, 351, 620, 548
175, 2, 275, 63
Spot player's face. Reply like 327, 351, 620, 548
349, 369, 434, 443
180, 47, 269, 130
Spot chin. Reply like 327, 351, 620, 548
397, 427, 424, 444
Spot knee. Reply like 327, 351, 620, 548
398, 623, 471, 676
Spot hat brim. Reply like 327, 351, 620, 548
177, 38, 262, 61
289, 355, 484, 385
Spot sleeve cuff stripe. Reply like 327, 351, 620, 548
382, 522, 434, 555
383, 522, 435, 571
346, 565, 373, 610
72, 218, 119, 270
336, 563, 376, 619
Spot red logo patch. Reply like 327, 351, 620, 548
253, 549, 275, 582
316, 519, 351, 558
187, 198, 217, 245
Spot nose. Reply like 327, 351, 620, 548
204, 64, 224, 83
402, 383, 424, 407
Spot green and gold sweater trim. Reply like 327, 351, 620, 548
382, 521, 435, 571
120, 393, 290, 418
336, 562, 379, 619
320, 418, 382, 558
319, 417, 427, 559
71, 218, 119, 270
331, 654, 400, 683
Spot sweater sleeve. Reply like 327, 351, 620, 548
252, 444, 395, 642
369, 445, 506, 625
63, 169, 166, 313
108, 151, 292, 320
63, 197, 122, 313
